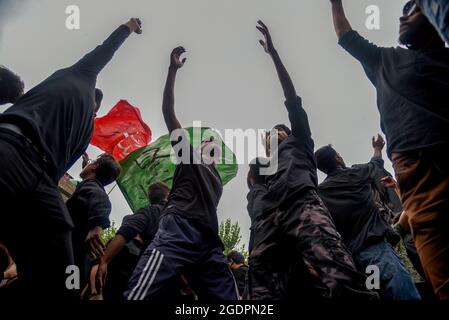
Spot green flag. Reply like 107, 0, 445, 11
117, 127, 238, 212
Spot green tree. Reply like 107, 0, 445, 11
219, 218, 249, 262
101, 221, 117, 244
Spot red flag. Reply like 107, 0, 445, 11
91, 100, 152, 160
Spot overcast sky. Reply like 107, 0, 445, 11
0, 0, 404, 247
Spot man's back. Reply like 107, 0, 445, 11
118, 203, 166, 250
232, 265, 248, 296
318, 158, 397, 255
164, 140, 223, 236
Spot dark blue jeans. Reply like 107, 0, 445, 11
355, 240, 421, 300
125, 214, 239, 301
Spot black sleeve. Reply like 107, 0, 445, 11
354, 156, 385, 181
338, 30, 382, 83
70, 25, 131, 77
117, 210, 149, 242
369, 156, 385, 170
86, 188, 112, 230
284, 96, 312, 141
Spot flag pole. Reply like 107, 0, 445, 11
108, 183, 118, 196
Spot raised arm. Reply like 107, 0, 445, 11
329, 0, 353, 39
257, 20, 297, 102
162, 47, 186, 135
71, 18, 142, 76
257, 21, 311, 140
329, 1, 382, 79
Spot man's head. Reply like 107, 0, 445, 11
399, 1, 445, 49
80, 153, 121, 186
248, 157, 268, 188
264, 124, 291, 156
0, 66, 24, 105
227, 251, 245, 270
315, 145, 346, 175
147, 181, 170, 205
94, 88, 103, 116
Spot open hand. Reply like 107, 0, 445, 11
372, 134, 385, 150
257, 20, 275, 55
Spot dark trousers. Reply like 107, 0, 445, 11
0, 129, 75, 300
125, 214, 239, 301
248, 190, 377, 300
393, 149, 449, 300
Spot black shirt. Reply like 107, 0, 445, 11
164, 132, 223, 236
67, 179, 112, 238
318, 157, 398, 255
232, 265, 248, 297
246, 184, 271, 253
265, 97, 318, 207
66, 179, 111, 280
339, 30, 449, 158
117, 202, 166, 249
0, 25, 131, 182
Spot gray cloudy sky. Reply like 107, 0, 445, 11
0, 0, 404, 247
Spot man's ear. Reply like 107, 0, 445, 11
90, 162, 99, 173
335, 154, 342, 165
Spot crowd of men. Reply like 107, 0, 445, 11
0, 0, 448, 301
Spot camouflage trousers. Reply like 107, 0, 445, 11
248, 189, 378, 300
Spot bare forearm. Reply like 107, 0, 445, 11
373, 147, 382, 159
162, 67, 182, 133
270, 50, 297, 101
101, 234, 127, 264
331, 0, 352, 39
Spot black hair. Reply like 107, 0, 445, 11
147, 181, 170, 205
0, 66, 24, 105
315, 145, 339, 175
248, 157, 268, 187
273, 124, 292, 136
227, 251, 245, 264
95, 153, 121, 186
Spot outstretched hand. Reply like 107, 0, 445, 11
257, 20, 276, 55
372, 134, 385, 150
125, 18, 142, 34
170, 46, 187, 70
